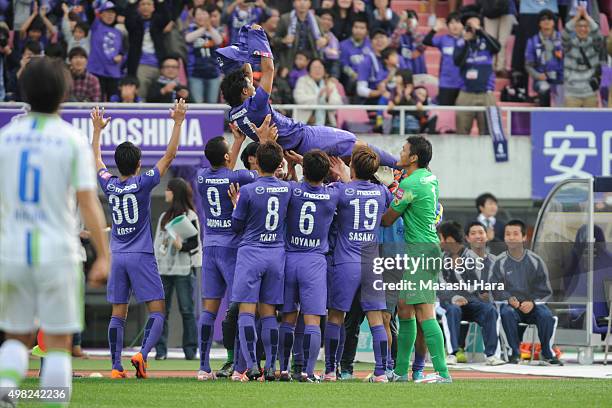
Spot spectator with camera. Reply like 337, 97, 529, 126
525, 9, 564, 107
562, 5, 605, 107
391, 9, 426, 75
453, 12, 500, 135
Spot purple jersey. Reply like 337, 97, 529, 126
197, 166, 257, 248
431, 34, 463, 90
98, 167, 161, 253
233, 176, 290, 247
228, 87, 305, 151
333, 181, 392, 265
285, 181, 340, 254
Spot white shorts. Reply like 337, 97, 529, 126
0, 261, 84, 334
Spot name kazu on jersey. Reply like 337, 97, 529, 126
256, 185, 289, 243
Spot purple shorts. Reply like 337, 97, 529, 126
282, 252, 327, 316
296, 126, 356, 158
202, 246, 238, 300
231, 245, 285, 305
328, 262, 386, 312
107, 252, 164, 304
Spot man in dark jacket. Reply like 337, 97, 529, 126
125, 0, 170, 101
147, 55, 190, 103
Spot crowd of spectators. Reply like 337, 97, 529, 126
0, 0, 610, 132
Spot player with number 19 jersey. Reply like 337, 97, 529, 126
98, 167, 165, 304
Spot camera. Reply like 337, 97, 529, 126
0, 27, 9, 48
465, 25, 474, 33
589, 77, 600, 92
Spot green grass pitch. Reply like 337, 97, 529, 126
19, 358, 612, 407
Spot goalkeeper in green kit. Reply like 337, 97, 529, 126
381, 136, 451, 383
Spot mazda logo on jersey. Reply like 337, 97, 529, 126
345, 188, 355, 196
293, 188, 302, 197
255, 186, 265, 194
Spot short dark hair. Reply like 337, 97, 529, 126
221, 69, 248, 107
44, 43, 66, 60
381, 46, 398, 63
28, 16, 45, 33
538, 8, 556, 23
205, 4, 222, 14
396, 69, 413, 86
295, 50, 311, 60
406, 136, 432, 168
316, 8, 334, 19
352, 15, 368, 27
351, 145, 379, 180
256, 142, 284, 173
303, 149, 330, 183
505, 219, 527, 236
205, 136, 229, 167
160, 54, 180, 68
475, 192, 497, 211
438, 221, 464, 243
465, 220, 486, 236
20, 57, 69, 114
114, 142, 142, 176
446, 11, 461, 24
23, 40, 42, 55
241, 141, 259, 170
119, 75, 140, 88
370, 27, 388, 40
68, 46, 88, 60
307, 58, 325, 73
74, 21, 90, 36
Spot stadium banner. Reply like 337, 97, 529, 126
0, 106, 225, 167
531, 110, 612, 199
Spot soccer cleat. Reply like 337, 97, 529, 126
339, 371, 354, 381
197, 370, 217, 381
291, 365, 303, 381
415, 373, 452, 384
32, 345, 46, 358
386, 369, 401, 382
455, 349, 468, 363
110, 369, 128, 379
279, 371, 292, 382
241, 367, 262, 382
216, 362, 233, 378
508, 354, 520, 364
446, 354, 457, 365
322, 372, 337, 382
262, 368, 276, 382
412, 369, 425, 381
367, 374, 389, 383
131, 352, 148, 379
336, 368, 341, 381
301, 373, 320, 383
230, 370, 243, 382
485, 355, 506, 366
545, 357, 564, 366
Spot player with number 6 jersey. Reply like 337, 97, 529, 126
91, 100, 187, 380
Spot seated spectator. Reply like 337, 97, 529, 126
316, 8, 340, 79
413, 85, 438, 133
454, 12, 500, 135
110, 76, 142, 103
525, 9, 564, 107
288, 50, 310, 89
68, 47, 101, 102
88, 1, 124, 101
271, 70, 294, 106
226, 0, 264, 45
61, 4, 91, 56
16, 41, 42, 82
339, 15, 371, 96
275, 0, 324, 72
331, 0, 367, 42
356, 28, 391, 104
391, 9, 426, 75
147, 55, 191, 103
0, 24, 18, 102
490, 219, 563, 365
367, 0, 399, 36
125, 0, 170, 101
475, 192, 505, 244
438, 221, 505, 366
386, 69, 424, 134
478, 0, 517, 77
423, 12, 463, 106
293, 58, 342, 126
562, 5, 604, 108
185, 6, 223, 103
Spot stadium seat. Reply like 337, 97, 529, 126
600, 13, 610, 36
336, 108, 370, 131
433, 109, 456, 134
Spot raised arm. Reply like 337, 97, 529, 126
228, 122, 247, 170
90, 106, 110, 172
155, 99, 188, 177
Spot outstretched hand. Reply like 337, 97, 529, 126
170, 98, 188, 124
229, 121, 246, 144
228, 183, 240, 208
249, 114, 278, 143
329, 156, 349, 182
284, 150, 303, 166
90, 106, 111, 131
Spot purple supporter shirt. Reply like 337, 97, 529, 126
288, 68, 308, 89
333, 180, 392, 265
197, 166, 257, 248
87, 19, 123, 79
431, 34, 463, 90
357, 53, 388, 90
232, 176, 291, 248
98, 167, 161, 253
228, 87, 306, 150
339, 38, 372, 75
285, 181, 340, 254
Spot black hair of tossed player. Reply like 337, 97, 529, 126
221, 68, 255, 108
256, 142, 283, 174
21, 56, 70, 114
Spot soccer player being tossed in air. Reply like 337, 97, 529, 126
220, 25, 399, 169
229, 141, 291, 382
91, 100, 187, 379
194, 117, 277, 381
278, 150, 340, 382
0, 57, 110, 407
381, 136, 451, 383
324, 147, 393, 383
